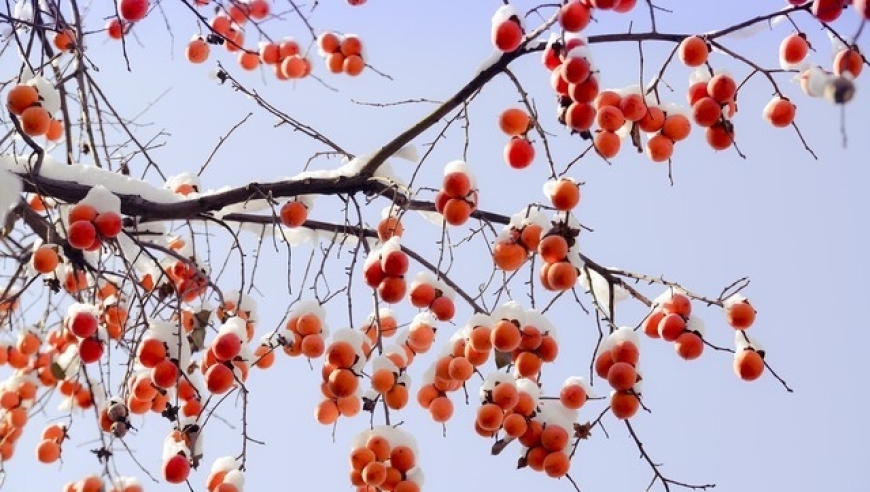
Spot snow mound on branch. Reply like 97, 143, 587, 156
0, 155, 183, 204
0, 168, 22, 226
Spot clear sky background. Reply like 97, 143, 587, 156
3, 1, 869, 491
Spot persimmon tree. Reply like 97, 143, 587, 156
0, 1, 866, 491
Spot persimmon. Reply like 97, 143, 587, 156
726, 301, 756, 329
328, 368, 359, 398
675, 331, 704, 360
205, 363, 235, 394
620, 93, 649, 122
679, 36, 709, 67
657, 313, 687, 342
538, 235, 568, 264
569, 75, 599, 103
763, 97, 796, 128
559, 2, 591, 32
442, 172, 471, 198
281, 55, 311, 78
499, 108, 531, 136
607, 361, 637, 391
502, 412, 528, 437
370, 368, 395, 394
812, 0, 845, 22
326, 341, 357, 369
548, 179, 580, 211
315, 399, 340, 424
342, 54, 364, 76
645, 134, 674, 162
327, 53, 345, 73
442, 198, 472, 226
519, 325, 542, 351
504, 137, 535, 169
520, 224, 543, 251
692, 97, 722, 127
21, 106, 51, 136
340, 36, 363, 57
476, 403, 504, 432
253, 345, 275, 369
428, 395, 454, 422
597, 105, 626, 132
224, 29, 245, 52
151, 359, 178, 388
564, 101, 596, 132
447, 356, 474, 381
381, 250, 408, 277
833, 48, 863, 77
526, 445, 548, 471
260, 43, 280, 64
538, 335, 558, 362
7, 84, 39, 115
249, 0, 270, 19
280, 200, 308, 227
706, 123, 735, 150
610, 391, 640, 419
408, 282, 436, 309
493, 20, 523, 52
514, 351, 542, 378
491, 382, 519, 411
540, 424, 569, 452
779, 33, 809, 65
378, 276, 407, 304
41, 424, 66, 442
734, 349, 764, 381
32, 246, 59, 273
120, 0, 150, 22
350, 447, 377, 471
384, 384, 409, 410
546, 261, 578, 291
163, 454, 191, 484
610, 339, 639, 365
560, 383, 587, 409
543, 451, 570, 478
686, 81, 709, 105
45, 118, 64, 141
594, 130, 621, 159
362, 461, 387, 487
662, 114, 692, 142
53, 29, 76, 51
238, 51, 260, 71
301, 334, 325, 358
707, 74, 737, 103
186, 38, 210, 64
561, 57, 591, 85
493, 241, 526, 271
94, 211, 123, 238
429, 295, 455, 321
491, 320, 522, 352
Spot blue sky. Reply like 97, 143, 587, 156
3, 1, 868, 491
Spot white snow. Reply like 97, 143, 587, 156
0, 168, 22, 226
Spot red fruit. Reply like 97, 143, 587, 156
212, 332, 242, 362
378, 277, 406, 304
429, 296, 455, 321
812, 0, 845, 23
119, 0, 150, 22
674, 331, 704, 360
163, 454, 191, 484
559, 2, 591, 32
68, 221, 97, 250
381, 250, 409, 277
443, 172, 471, 198
94, 212, 123, 238
363, 261, 385, 288
79, 337, 103, 364
106, 19, 125, 40
504, 138, 535, 169
707, 74, 736, 103
68, 203, 98, 224
70, 311, 98, 338
657, 313, 686, 342
561, 57, 591, 85
492, 20, 523, 52
854, 0, 870, 20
